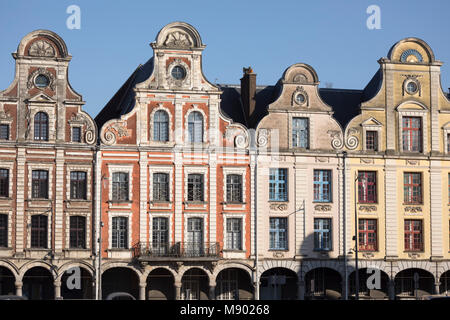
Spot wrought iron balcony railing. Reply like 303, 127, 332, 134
133, 242, 221, 260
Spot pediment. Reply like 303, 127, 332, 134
361, 117, 382, 127
27, 92, 56, 104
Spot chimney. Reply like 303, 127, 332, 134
240, 67, 256, 127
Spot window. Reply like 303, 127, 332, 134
188, 111, 203, 143
0, 214, 7, 247
226, 218, 242, 250
153, 173, 169, 201
292, 118, 309, 148
72, 127, 81, 143
34, 112, 49, 141
70, 171, 87, 200
112, 172, 129, 201
269, 217, 287, 250
404, 172, 422, 204
152, 217, 169, 254
217, 270, 239, 300
404, 220, 423, 251
35, 75, 49, 88
366, 131, 378, 151
69, 216, 86, 249
314, 218, 332, 251
358, 171, 377, 203
0, 169, 8, 197
112, 217, 128, 249
313, 170, 331, 202
0, 124, 9, 140
187, 174, 204, 202
269, 168, 288, 201
402, 117, 422, 152
359, 219, 377, 251
226, 174, 242, 203
153, 110, 169, 142
32, 170, 48, 199
186, 218, 203, 256
448, 173, 450, 204
171, 65, 186, 80
31, 215, 47, 248
447, 134, 450, 153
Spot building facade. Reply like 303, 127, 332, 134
0, 23, 449, 300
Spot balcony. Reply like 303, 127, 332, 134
133, 242, 221, 262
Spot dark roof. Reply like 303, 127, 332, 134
218, 83, 280, 129
94, 58, 154, 130
318, 88, 364, 129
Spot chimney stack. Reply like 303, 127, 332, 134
240, 67, 256, 127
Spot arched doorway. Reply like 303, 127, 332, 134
61, 267, 93, 300
305, 268, 341, 300
216, 268, 253, 300
102, 267, 139, 300
260, 268, 297, 300
348, 268, 389, 299
181, 268, 209, 300
440, 270, 450, 295
395, 268, 434, 299
22, 267, 54, 300
146, 268, 175, 300
0, 266, 15, 295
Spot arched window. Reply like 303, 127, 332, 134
187, 111, 203, 143
153, 110, 169, 142
34, 112, 49, 141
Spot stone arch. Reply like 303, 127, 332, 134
18, 260, 56, 280
176, 266, 213, 285
154, 21, 205, 49
300, 260, 344, 279
56, 261, 95, 282
387, 37, 435, 63
17, 30, 69, 58
259, 260, 299, 280
436, 261, 450, 280
212, 262, 253, 281
259, 267, 299, 300
282, 63, 319, 84
0, 259, 20, 281
141, 266, 177, 284
391, 260, 433, 279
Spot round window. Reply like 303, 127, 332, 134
171, 66, 186, 80
295, 93, 306, 104
406, 81, 418, 94
35, 74, 50, 89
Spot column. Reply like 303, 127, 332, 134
209, 282, 216, 300
434, 281, 441, 295
174, 281, 182, 300
388, 280, 395, 300
139, 282, 146, 300
54, 280, 61, 300
297, 280, 305, 300
15, 281, 22, 296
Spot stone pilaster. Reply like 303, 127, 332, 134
384, 63, 396, 151
430, 66, 440, 153
54, 149, 65, 252
385, 159, 398, 258
174, 152, 183, 242
15, 148, 26, 254
139, 152, 148, 245
209, 153, 217, 244
430, 161, 443, 258
295, 159, 307, 256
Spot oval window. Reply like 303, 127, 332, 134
171, 66, 186, 80
35, 75, 50, 88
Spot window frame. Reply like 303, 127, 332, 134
34, 112, 49, 141
111, 216, 129, 249
358, 171, 377, 204
269, 217, 288, 250
153, 172, 170, 202
292, 117, 309, 149
0, 169, 9, 198
226, 218, 242, 251
187, 173, 204, 202
403, 172, 422, 204
153, 110, 169, 142
69, 215, 86, 249
31, 170, 49, 199
30, 214, 48, 249
226, 174, 243, 203
70, 171, 87, 200
269, 168, 288, 202
187, 110, 204, 143
358, 219, 378, 252
365, 130, 378, 151
404, 219, 424, 252
0, 124, 9, 140
0, 214, 7, 248
111, 172, 129, 202
313, 169, 332, 203
71, 126, 81, 143
402, 116, 422, 152
313, 218, 332, 251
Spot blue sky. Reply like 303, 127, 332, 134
0, 0, 449, 117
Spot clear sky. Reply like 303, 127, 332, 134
0, 0, 449, 118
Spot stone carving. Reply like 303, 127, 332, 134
163, 31, 193, 48
69, 113, 96, 144
404, 206, 422, 213
345, 127, 359, 150
103, 121, 129, 145
293, 73, 308, 83
406, 160, 419, 166
225, 127, 248, 148
235, 134, 248, 148
362, 252, 374, 259
327, 130, 343, 150
408, 252, 420, 259
257, 129, 269, 147
0, 105, 12, 122
270, 203, 288, 211
314, 204, 331, 212
315, 157, 329, 163
24, 107, 32, 139
28, 40, 55, 57
292, 86, 308, 107
358, 205, 377, 213
272, 252, 285, 258
360, 158, 374, 164
27, 68, 55, 91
